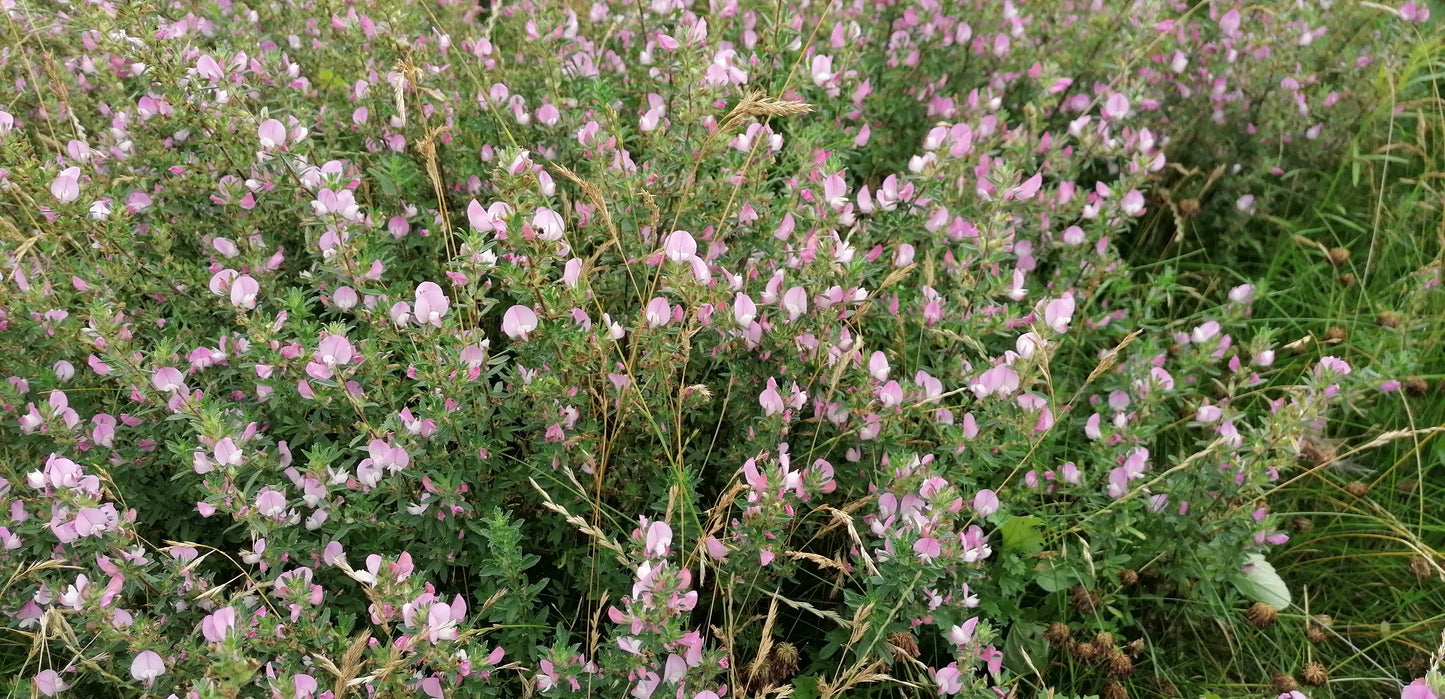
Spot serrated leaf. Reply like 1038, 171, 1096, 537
790, 676, 821, 699
1000, 516, 1046, 554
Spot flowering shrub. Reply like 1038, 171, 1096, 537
0, 0, 1438, 698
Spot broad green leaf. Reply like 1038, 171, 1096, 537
1035, 562, 1078, 592
1235, 553, 1291, 609
1003, 621, 1048, 677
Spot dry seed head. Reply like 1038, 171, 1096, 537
1044, 622, 1073, 648
1306, 624, 1329, 643
1326, 246, 1351, 266
887, 632, 919, 662
1344, 481, 1370, 498
1298, 437, 1336, 466
1178, 198, 1201, 218
1125, 639, 1145, 659
1324, 326, 1348, 343
1404, 378, 1429, 396
1070, 585, 1103, 614
1290, 516, 1315, 533
1245, 602, 1278, 628
1271, 671, 1298, 693
1071, 640, 1103, 664
1300, 661, 1329, 687
1337, 273, 1355, 287
1092, 631, 1116, 650
1376, 311, 1402, 328
1106, 649, 1136, 678
770, 641, 800, 678
1117, 569, 1139, 587
1410, 556, 1433, 579
1102, 679, 1130, 699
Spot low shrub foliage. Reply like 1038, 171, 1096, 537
0, 1, 1440, 698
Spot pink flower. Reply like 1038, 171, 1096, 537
209, 268, 238, 295
1016, 332, 1044, 358
35, 670, 68, 697
195, 54, 224, 82
1219, 9, 1242, 37
532, 206, 565, 241
294, 674, 319, 699
202, 606, 237, 642
151, 367, 186, 393
895, 244, 915, 267
645, 297, 671, 328
467, 200, 496, 232
51, 167, 81, 203
663, 230, 697, 263
876, 381, 903, 408
810, 54, 834, 85
973, 489, 999, 517
933, 664, 963, 695
704, 536, 729, 560
1403, 679, 1438, 699
644, 521, 672, 558
1121, 189, 1145, 216
413, 282, 450, 327
869, 352, 890, 380
781, 286, 808, 322
213, 236, 240, 258
1103, 93, 1130, 120
130, 650, 165, 685
230, 275, 259, 309
256, 488, 287, 518
971, 365, 1019, 398
1399, 2, 1431, 21
1316, 356, 1352, 377
563, 258, 583, 288
948, 617, 980, 646
759, 378, 785, 417
502, 305, 539, 340
317, 334, 354, 367
425, 600, 461, 642
912, 536, 942, 562
214, 437, 243, 466
1043, 296, 1075, 334
733, 293, 757, 326
333, 286, 358, 310
258, 119, 286, 149
390, 302, 412, 326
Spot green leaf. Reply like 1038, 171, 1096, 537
1003, 621, 1048, 677
1000, 516, 1046, 554
790, 676, 821, 699
1235, 553, 1291, 609
1034, 562, 1077, 592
